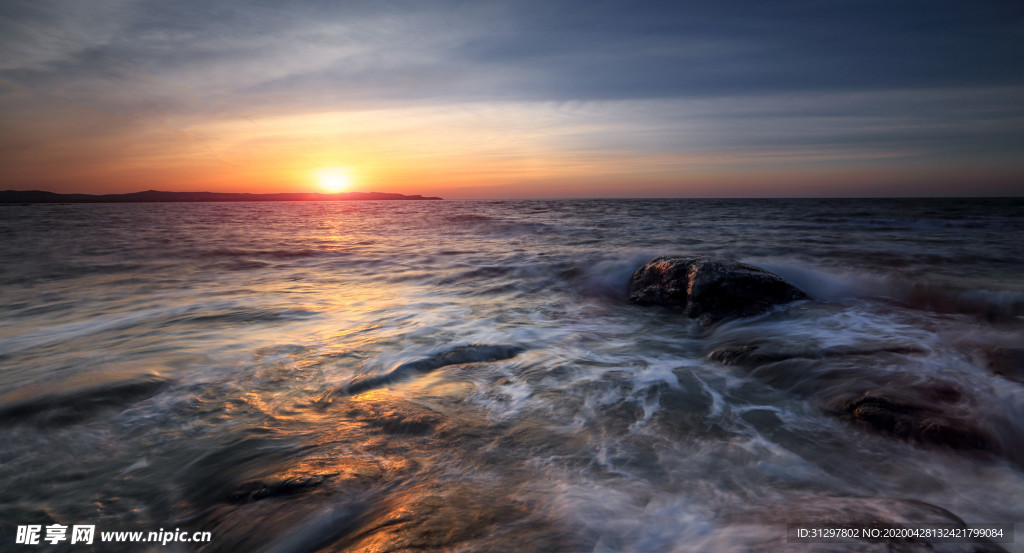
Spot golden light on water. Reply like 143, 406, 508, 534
316, 168, 353, 192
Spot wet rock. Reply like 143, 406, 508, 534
345, 400, 445, 436
183, 437, 306, 507
629, 256, 807, 327
985, 347, 1024, 384
707, 343, 926, 367
336, 344, 525, 397
707, 344, 799, 366
0, 372, 168, 427
330, 485, 577, 553
225, 475, 326, 503
201, 495, 368, 553
832, 387, 997, 453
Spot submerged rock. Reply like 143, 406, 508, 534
707, 343, 927, 368
0, 372, 168, 427
225, 475, 327, 504
701, 339, 1012, 459
985, 347, 1024, 384
832, 386, 998, 454
628, 256, 807, 327
321, 344, 525, 400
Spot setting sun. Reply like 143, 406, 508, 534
316, 168, 352, 192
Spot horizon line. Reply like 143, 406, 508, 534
3, 188, 1024, 203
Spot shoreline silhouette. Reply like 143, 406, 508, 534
0, 189, 443, 203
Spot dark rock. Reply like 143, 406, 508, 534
629, 256, 807, 327
833, 388, 997, 453
707, 344, 799, 366
707, 343, 927, 367
319, 344, 525, 401
226, 475, 326, 503
985, 347, 1024, 384
0, 373, 168, 427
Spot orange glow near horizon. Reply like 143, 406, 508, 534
3, 79, 1022, 199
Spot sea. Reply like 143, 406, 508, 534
0, 198, 1022, 552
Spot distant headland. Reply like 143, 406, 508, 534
0, 190, 443, 203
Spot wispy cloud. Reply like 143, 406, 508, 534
1, 0, 1022, 196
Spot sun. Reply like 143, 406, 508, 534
316, 168, 352, 192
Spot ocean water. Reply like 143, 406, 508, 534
0, 198, 1022, 552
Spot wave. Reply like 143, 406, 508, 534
751, 259, 1024, 320
439, 213, 564, 237
0, 302, 318, 356
200, 248, 328, 260
553, 252, 1023, 321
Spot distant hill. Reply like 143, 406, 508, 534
0, 190, 443, 203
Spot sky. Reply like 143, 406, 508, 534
1, 0, 1022, 199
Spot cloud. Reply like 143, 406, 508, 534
4, 0, 1023, 111
1, 0, 1022, 196
0, 0, 137, 70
